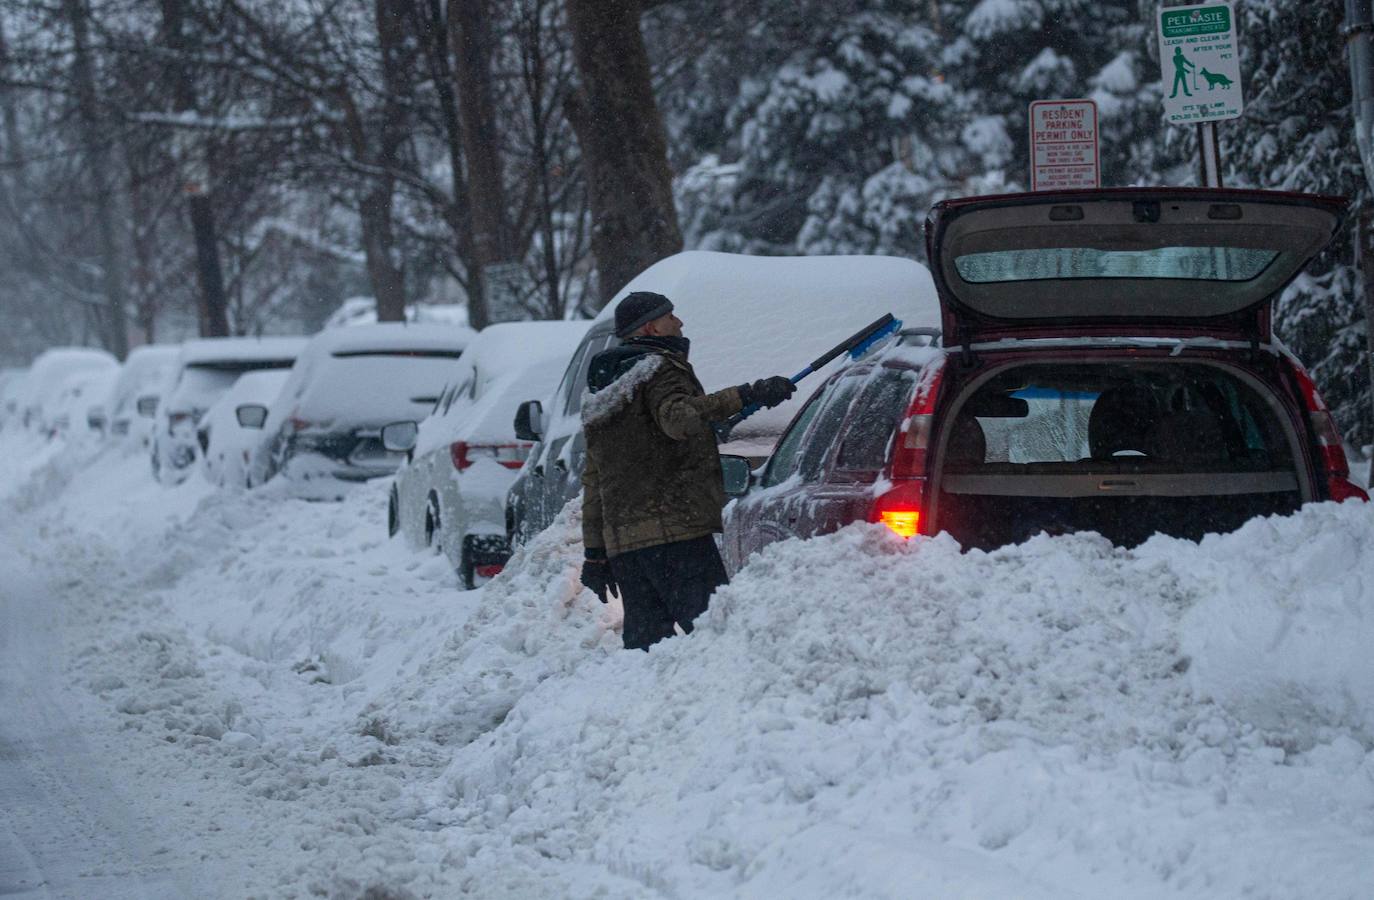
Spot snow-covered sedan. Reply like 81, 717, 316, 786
197, 369, 290, 489
13, 347, 119, 434
251, 323, 474, 496
152, 337, 306, 485
389, 321, 590, 587
107, 345, 180, 441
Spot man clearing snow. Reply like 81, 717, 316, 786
578, 291, 795, 650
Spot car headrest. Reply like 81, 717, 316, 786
1088, 385, 1161, 460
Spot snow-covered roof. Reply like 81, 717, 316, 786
109, 345, 182, 416
304, 322, 476, 357
593, 251, 940, 437
414, 321, 590, 454
178, 336, 309, 367
17, 347, 120, 413
451, 321, 588, 395
324, 298, 473, 331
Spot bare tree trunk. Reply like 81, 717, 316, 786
64, 0, 130, 358
449, 0, 510, 328
518, 0, 562, 320
360, 183, 407, 322
416, 0, 478, 295
564, 0, 681, 307
161, 0, 229, 337
345, 0, 415, 323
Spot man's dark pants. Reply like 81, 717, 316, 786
610, 535, 728, 650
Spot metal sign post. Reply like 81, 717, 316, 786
1158, 2, 1244, 187
1029, 99, 1100, 191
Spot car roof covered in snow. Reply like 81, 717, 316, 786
265, 324, 478, 430
303, 322, 476, 358
414, 321, 590, 454
588, 251, 940, 442
178, 336, 308, 367
18, 347, 120, 410
109, 345, 182, 414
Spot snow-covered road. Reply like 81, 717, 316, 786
0, 538, 196, 899
3, 429, 1373, 899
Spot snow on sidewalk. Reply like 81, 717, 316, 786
3, 430, 1373, 898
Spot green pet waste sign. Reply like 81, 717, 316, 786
1158, 2, 1243, 124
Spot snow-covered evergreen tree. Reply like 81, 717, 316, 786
1228, 0, 1371, 444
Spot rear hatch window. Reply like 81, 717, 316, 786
932, 362, 1306, 548
928, 189, 1343, 343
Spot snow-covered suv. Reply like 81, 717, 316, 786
723, 188, 1368, 569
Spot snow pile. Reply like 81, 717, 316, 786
3, 421, 1373, 897
415, 505, 1374, 897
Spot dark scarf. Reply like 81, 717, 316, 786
624, 334, 690, 359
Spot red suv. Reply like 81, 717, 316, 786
722, 188, 1368, 569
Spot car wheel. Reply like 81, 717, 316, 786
459, 546, 476, 590
387, 486, 400, 537
424, 492, 441, 550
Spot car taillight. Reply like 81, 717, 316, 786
450, 441, 531, 471
474, 563, 503, 579
287, 414, 312, 432
1286, 360, 1369, 502
870, 362, 946, 538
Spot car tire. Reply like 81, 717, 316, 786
387, 486, 400, 538
424, 492, 441, 551
459, 546, 476, 591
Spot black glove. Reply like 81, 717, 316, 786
739, 376, 796, 410
580, 550, 615, 603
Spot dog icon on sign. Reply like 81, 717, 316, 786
1200, 68, 1233, 90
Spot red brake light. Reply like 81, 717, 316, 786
474, 564, 503, 579
870, 479, 925, 539
1286, 359, 1369, 502
870, 363, 945, 539
450, 442, 532, 471
890, 361, 945, 478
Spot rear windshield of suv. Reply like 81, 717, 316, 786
954, 246, 1280, 284
947, 363, 1293, 474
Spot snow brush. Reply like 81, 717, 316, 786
719, 312, 902, 439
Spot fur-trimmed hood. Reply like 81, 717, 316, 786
581, 351, 667, 428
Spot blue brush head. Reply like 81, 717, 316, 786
847, 318, 903, 360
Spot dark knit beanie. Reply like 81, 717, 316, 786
614, 291, 674, 338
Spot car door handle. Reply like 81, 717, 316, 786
553, 459, 569, 474
532, 464, 544, 477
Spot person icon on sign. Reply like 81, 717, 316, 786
1170, 47, 1195, 98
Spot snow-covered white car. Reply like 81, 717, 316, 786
251, 323, 475, 495
152, 337, 306, 485
107, 345, 181, 441
196, 369, 290, 489
389, 321, 590, 587
50, 368, 119, 437
13, 347, 119, 434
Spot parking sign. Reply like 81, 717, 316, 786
1029, 99, 1100, 191
1158, 2, 1244, 124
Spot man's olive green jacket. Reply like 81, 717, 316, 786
581, 343, 742, 557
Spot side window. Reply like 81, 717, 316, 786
553, 339, 595, 418
796, 377, 863, 481
565, 334, 615, 415
761, 386, 828, 487
835, 370, 918, 474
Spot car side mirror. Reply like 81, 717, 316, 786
381, 421, 419, 453
136, 395, 158, 418
235, 404, 269, 429
720, 455, 752, 498
514, 400, 544, 441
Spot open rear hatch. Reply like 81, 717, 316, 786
926, 188, 1345, 346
